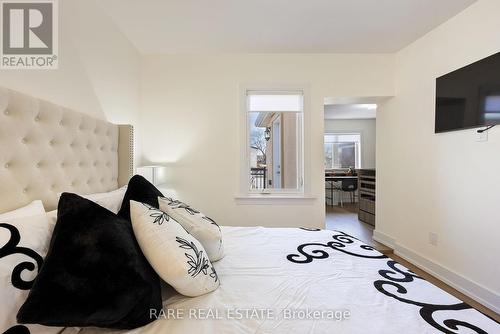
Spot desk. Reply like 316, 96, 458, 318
325, 175, 357, 182
325, 175, 358, 206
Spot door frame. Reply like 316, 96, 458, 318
272, 116, 282, 188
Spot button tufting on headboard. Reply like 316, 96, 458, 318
0, 87, 133, 213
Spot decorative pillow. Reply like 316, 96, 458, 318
158, 197, 224, 262
56, 186, 127, 215
17, 193, 162, 329
83, 186, 127, 214
0, 200, 45, 220
0, 204, 62, 334
45, 210, 57, 230
118, 175, 163, 222
130, 200, 220, 297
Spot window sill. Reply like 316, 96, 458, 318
234, 194, 317, 205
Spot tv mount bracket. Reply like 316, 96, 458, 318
477, 125, 496, 133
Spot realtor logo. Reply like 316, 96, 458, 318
1, 0, 58, 69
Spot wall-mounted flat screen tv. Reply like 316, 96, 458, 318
435, 52, 500, 133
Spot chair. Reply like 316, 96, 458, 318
331, 181, 343, 206
341, 179, 358, 205
326, 180, 340, 206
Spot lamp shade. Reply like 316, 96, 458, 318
136, 166, 167, 186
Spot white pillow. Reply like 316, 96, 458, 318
0, 200, 45, 220
48, 187, 127, 233
130, 200, 220, 297
82, 186, 127, 214
45, 210, 57, 230
0, 205, 61, 334
57, 186, 127, 214
158, 197, 224, 262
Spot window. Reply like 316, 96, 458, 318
246, 90, 304, 193
324, 133, 361, 169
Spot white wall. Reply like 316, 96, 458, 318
67, 0, 141, 126
376, 0, 500, 312
140, 54, 394, 229
0, 0, 140, 126
324, 118, 376, 168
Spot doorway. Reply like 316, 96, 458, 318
323, 100, 388, 252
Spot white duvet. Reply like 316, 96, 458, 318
77, 227, 499, 334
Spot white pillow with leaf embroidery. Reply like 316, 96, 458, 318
129, 200, 219, 297
158, 197, 224, 262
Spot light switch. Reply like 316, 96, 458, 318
476, 131, 488, 142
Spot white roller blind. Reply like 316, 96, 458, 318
247, 91, 303, 112
325, 134, 360, 143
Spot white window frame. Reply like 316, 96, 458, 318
324, 132, 363, 170
237, 84, 311, 201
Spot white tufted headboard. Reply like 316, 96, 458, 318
0, 87, 134, 213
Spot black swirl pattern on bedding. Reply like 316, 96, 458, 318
287, 231, 498, 333
374, 260, 492, 334
287, 230, 387, 263
299, 227, 321, 231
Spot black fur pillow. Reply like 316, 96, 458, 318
17, 193, 162, 329
118, 175, 164, 222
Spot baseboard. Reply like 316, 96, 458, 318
373, 231, 500, 315
394, 244, 500, 315
373, 229, 396, 249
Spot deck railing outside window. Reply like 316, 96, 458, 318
250, 167, 267, 189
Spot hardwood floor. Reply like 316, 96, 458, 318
390, 254, 500, 322
325, 203, 500, 322
325, 203, 392, 254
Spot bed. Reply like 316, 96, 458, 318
0, 87, 498, 334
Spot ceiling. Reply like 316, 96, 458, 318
98, 0, 476, 54
325, 104, 377, 120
